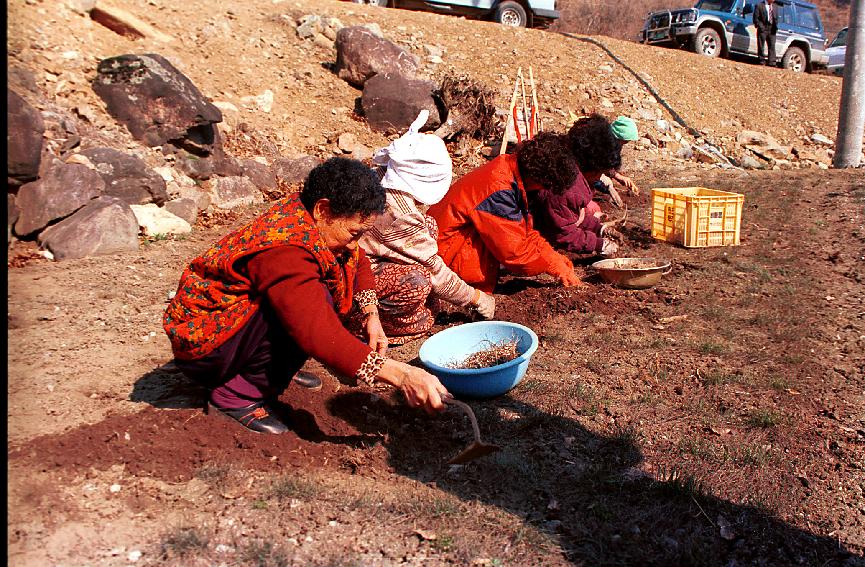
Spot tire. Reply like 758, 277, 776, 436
781, 46, 807, 73
692, 27, 722, 58
494, 1, 527, 27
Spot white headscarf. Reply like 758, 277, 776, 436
372, 110, 453, 206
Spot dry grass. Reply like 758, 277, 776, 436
447, 338, 520, 369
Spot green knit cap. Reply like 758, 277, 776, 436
611, 116, 639, 141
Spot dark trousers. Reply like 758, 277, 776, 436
757, 29, 776, 66
174, 305, 307, 409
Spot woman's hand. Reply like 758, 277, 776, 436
614, 172, 639, 195
377, 359, 448, 415
364, 312, 389, 355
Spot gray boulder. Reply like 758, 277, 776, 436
164, 198, 198, 225
207, 176, 264, 209
80, 147, 168, 205
173, 139, 242, 181
14, 160, 104, 237
272, 155, 322, 184
8, 89, 45, 185
334, 26, 419, 88
38, 196, 140, 260
241, 159, 278, 192
362, 73, 441, 134
8, 194, 19, 245
92, 53, 223, 153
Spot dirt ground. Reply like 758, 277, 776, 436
9, 166, 865, 566
6, 0, 865, 565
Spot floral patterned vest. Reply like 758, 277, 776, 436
163, 195, 357, 360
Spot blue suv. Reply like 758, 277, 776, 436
640, 0, 828, 72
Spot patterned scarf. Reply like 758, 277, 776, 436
163, 195, 357, 360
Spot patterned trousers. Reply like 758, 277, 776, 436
373, 262, 435, 345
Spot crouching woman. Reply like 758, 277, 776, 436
163, 157, 449, 434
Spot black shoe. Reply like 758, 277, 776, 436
292, 370, 322, 391
207, 401, 289, 434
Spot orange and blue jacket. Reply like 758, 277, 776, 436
428, 154, 574, 293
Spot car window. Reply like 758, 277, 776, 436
831, 28, 847, 47
776, 2, 796, 26
694, 0, 737, 12
795, 6, 821, 30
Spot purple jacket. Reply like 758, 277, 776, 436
529, 171, 603, 254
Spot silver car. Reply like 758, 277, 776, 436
826, 27, 847, 75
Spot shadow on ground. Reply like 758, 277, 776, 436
328, 392, 856, 567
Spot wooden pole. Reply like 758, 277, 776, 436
529, 66, 539, 136
518, 67, 530, 140
500, 69, 522, 156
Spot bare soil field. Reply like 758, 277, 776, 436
7, 0, 865, 565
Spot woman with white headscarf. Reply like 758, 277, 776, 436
359, 111, 495, 344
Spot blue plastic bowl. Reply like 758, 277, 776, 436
418, 321, 539, 398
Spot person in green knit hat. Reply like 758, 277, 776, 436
570, 114, 640, 212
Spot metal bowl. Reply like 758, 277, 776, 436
591, 257, 672, 289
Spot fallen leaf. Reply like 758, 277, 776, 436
709, 427, 732, 436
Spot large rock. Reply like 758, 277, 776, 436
92, 54, 222, 153
361, 73, 441, 134
334, 27, 418, 88
38, 196, 140, 260
172, 137, 242, 181
14, 160, 104, 237
241, 159, 278, 192
8, 89, 44, 185
272, 155, 322, 184
736, 130, 791, 160
8, 194, 20, 245
163, 198, 198, 225
80, 147, 168, 205
130, 203, 192, 236
206, 176, 264, 209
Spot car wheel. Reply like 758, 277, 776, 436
781, 46, 807, 72
692, 27, 722, 58
495, 1, 527, 27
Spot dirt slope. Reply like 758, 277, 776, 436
6, 1, 865, 566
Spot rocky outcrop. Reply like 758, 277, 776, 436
80, 147, 168, 205
14, 160, 104, 237
334, 27, 419, 88
206, 176, 264, 209
272, 156, 322, 185
130, 203, 191, 236
241, 159, 278, 192
7, 89, 45, 185
92, 54, 222, 153
362, 73, 441, 134
163, 198, 198, 225
37, 197, 139, 260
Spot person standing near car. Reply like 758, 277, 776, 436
754, 0, 779, 66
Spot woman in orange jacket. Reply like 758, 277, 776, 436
428, 132, 582, 293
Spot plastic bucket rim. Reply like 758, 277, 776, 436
418, 321, 539, 376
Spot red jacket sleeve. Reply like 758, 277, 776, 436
355, 248, 376, 293
246, 246, 372, 378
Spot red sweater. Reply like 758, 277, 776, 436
247, 246, 376, 379
529, 171, 604, 254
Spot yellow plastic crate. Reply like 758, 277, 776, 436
651, 187, 744, 248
